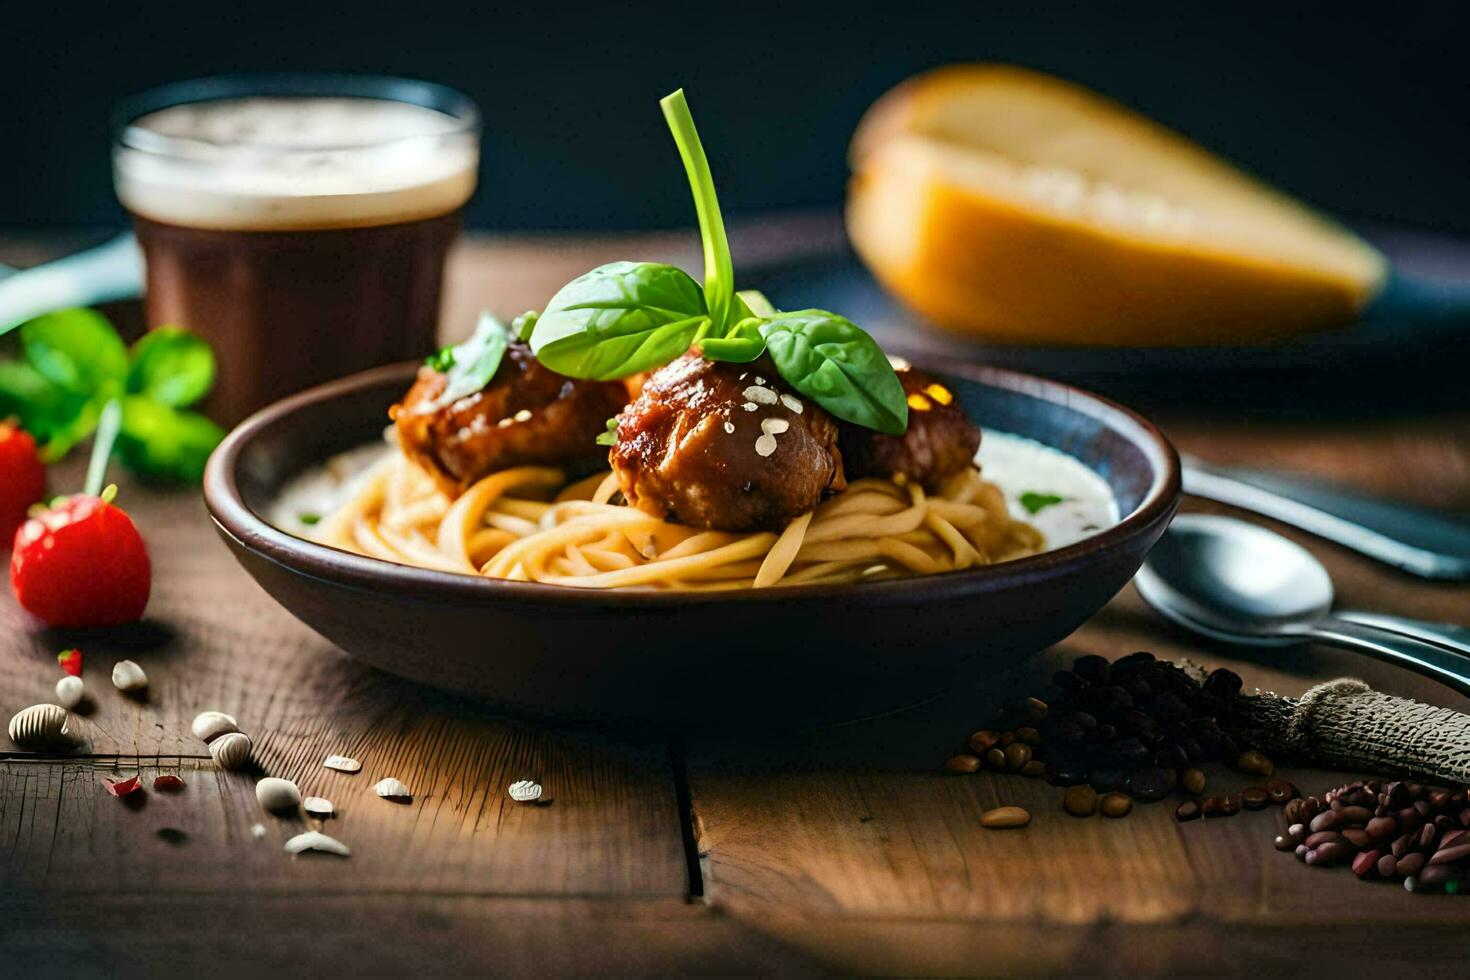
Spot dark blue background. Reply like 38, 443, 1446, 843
3, 2, 1464, 232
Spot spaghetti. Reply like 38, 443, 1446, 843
313, 449, 1044, 590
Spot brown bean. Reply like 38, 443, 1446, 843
1305, 830, 1343, 849
1181, 768, 1206, 795
1203, 795, 1239, 819
1352, 849, 1381, 878
1021, 697, 1048, 725
1004, 742, 1032, 771
1391, 833, 1417, 859
1064, 785, 1099, 817
1295, 844, 1309, 860
1100, 792, 1133, 818
1242, 787, 1270, 810
1283, 798, 1304, 824
1342, 828, 1372, 849
1234, 750, 1275, 776
1015, 726, 1041, 746
1428, 843, 1470, 867
1338, 805, 1374, 826
1365, 816, 1398, 841
1267, 779, 1298, 804
946, 754, 981, 774
1377, 853, 1398, 877
1175, 800, 1201, 822
980, 806, 1031, 829
1309, 810, 1342, 833
1287, 823, 1308, 844
1397, 852, 1427, 876
1020, 760, 1046, 778
1306, 841, 1351, 866
984, 748, 1006, 770
968, 730, 1000, 753
1274, 835, 1296, 852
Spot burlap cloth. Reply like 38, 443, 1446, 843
1225, 678, 1470, 784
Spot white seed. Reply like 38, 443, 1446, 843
209, 731, 253, 770
887, 355, 911, 371
375, 777, 411, 800
754, 434, 778, 458
780, 393, 803, 413
250, 823, 267, 839
323, 754, 362, 773
7, 704, 70, 749
723, 421, 734, 434
760, 418, 790, 435
508, 779, 542, 803
284, 830, 351, 857
111, 660, 148, 692
743, 385, 778, 405
55, 676, 86, 710
754, 376, 766, 385
496, 417, 513, 428
256, 777, 302, 812
513, 409, 532, 422
742, 402, 758, 412
191, 710, 239, 743
303, 796, 335, 817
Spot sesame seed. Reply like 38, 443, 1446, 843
513, 409, 532, 422
743, 385, 778, 405
723, 421, 735, 434
742, 402, 759, 412
760, 418, 790, 435
779, 394, 803, 413
739, 373, 747, 381
754, 434, 778, 457
496, 418, 514, 428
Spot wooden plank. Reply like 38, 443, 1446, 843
1, 460, 689, 899
0, 893, 820, 976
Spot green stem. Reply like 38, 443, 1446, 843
84, 398, 122, 498
660, 89, 735, 334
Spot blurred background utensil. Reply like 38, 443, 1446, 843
1136, 514, 1470, 694
1182, 458, 1470, 581
0, 233, 142, 336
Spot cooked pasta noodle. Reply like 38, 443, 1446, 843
313, 450, 1044, 589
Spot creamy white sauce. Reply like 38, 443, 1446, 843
977, 431, 1119, 549
270, 441, 389, 537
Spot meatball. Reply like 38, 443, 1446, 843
838, 367, 980, 491
610, 353, 845, 532
392, 339, 626, 496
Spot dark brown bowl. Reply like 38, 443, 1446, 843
203, 360, 1179, 727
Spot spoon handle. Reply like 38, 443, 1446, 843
1335, 611, 1470, 658
1182, 458, 1470, 581
1308, 618, 1470, 696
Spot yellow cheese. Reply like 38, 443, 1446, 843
846, 65, 1386, 346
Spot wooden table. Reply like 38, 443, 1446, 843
3, 221, 1469, 976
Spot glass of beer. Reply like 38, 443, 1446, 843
112, 75, 480, 424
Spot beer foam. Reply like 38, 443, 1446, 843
114, 97, 478, 230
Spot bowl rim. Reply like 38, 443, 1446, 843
204, 359, 1181, 608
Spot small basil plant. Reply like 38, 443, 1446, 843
521, 89, 909, 438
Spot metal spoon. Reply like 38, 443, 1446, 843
1136, 514, 1470, 695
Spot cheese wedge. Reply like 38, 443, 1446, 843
847, 65, 1386, 346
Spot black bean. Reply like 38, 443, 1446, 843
1071, 655, 1111, 685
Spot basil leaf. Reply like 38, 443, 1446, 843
428, 312, 511, 410
735, 289, 778, 318
595, 416, 619, 447
700, 317, 766, 363
1020, 491, 1065, 515
116, 396, 225, 483
0, 360, 88, 445
19, 308, 128, 397
759, 311, 908, 435
531, 261, 708, 380
511, 310, 539, 342
128, 326, 216, 407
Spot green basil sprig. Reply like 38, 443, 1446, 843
526, 88, 907, 436
425, 311, 511, 409
0, 308, 223, 481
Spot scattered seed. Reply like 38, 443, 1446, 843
1234, 750, 1274, 776
250, 823, 267, 839
1004, 742, 1032, 771
256, 777, 302, 812
968, 730, 1000, 753
1182, 768, 1207, 795
1100, 792, 1133, 818
1176, 800, 1202, 822
304, 796, 335, 817
111, 660, 148, 692
723, 422, 734, 434
513, 409, 532, 423
754, 434, 777, 457
8, 703, 70, 749
743, 385, 778, 405
1242, 787, 1271, 810
1267, 779, 1299, 804
760, 418, 790, 435
284, 830, 351, 857
55, 675, 85, 710
153, 774, 186, 792
742, 402, 758, 412
779, 393, 803, 413
375, 777, 411, 801
508, 779, 542, 803
945, 754, 980, 774
323, 754, 362, 773
209, 732, 253, 771
1020, 760, 1046, 778
980, 806, 1030, 829
191, 711, 239, 743
1064, 785, 1099, 817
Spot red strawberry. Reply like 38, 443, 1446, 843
11, 491, 151, 628
1, 422, 46, 544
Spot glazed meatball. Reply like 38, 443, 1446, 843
392, 339, 626, 496
610, 353, 845, 532
838, 367, 980, 491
